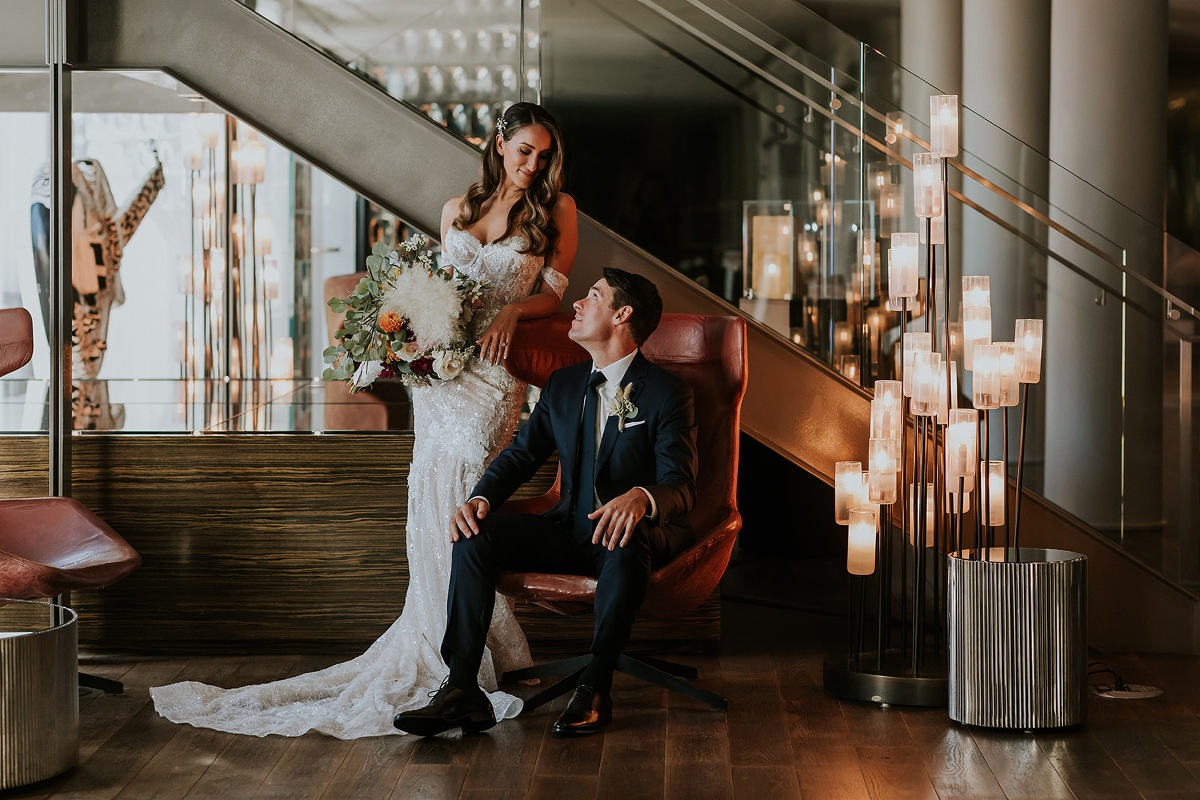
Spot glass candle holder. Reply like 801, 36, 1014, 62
962, 276, 991, 310
1015, 318, 1044, 384
908, 482, 936, 546
930, 94, 959, 157
888, 233, 919, 298
870, 380, 903, 441
946, 408, 978, 483
868, 438, 899, 504
996, 342, 1020, 407
963, 306, 991, 370
847, 508, 878, 575
913, 152, 943, 219
920, 212, 946, 246
972, 343, 1001, 409
835, 461, 863, 525
837, 355, 860, 383
982, 460, 1005, 526
832, 321, 854, 358
949, 320, 963, 364
902, 332, 932, 397
936, 359, 957, 426
911, 350, 942, 416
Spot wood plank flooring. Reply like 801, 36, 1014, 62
7, 599, 1200, 799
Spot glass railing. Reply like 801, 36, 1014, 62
559, 0, 1198, 583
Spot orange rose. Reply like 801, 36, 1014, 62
379, 312, 403, 333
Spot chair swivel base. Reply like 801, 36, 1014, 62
504, 653, 726, 713
79, 672, 123, 694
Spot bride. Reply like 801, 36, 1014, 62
151, 102, 578, 738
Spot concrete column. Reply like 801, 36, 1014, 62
900, 0, 962, 98
960, 0, 1050, 459
1044, 0, 1167, 531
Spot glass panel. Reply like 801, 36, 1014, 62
1, 70, 421, 433
0, 70, 49, 434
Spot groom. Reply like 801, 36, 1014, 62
394, 268, 697, 737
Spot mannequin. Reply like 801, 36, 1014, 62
30, 149, 165, 429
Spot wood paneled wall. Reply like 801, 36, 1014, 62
0, 435, 717, 655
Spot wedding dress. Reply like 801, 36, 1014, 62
151, 227, 569, 738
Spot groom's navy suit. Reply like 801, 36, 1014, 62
441, 350, 698, 691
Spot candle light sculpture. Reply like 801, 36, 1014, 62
913, 153, 944, 220
930, 94, 960, 158
1013, 319, 1045, 551
847, 508, 879, 575
962, 306, 991, 370
868, 438, 899, 504
889, 233, 919, 298
835, 461, 864, 525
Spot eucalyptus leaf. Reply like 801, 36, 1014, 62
322, 367, 336, 382
322, 346, 341, 364
327, 297, 346, 313
372, 241, 389, 257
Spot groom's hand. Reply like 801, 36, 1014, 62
590, 490, 650, 550
450, 498, 489, 542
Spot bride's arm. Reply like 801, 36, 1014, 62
477, 193, 578, 365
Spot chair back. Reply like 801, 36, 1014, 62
642, 314, 747, 536
0, 308, 34, 378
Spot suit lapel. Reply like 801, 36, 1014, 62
594, 352, 649, 471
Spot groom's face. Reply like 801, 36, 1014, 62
569, 279, 625, 344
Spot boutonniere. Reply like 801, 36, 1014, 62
610, 383, 639, 431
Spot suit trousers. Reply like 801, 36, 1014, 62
442, 511, 674, 692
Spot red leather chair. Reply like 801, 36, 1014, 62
498, 312, 747, 712
0, 308, 141, 693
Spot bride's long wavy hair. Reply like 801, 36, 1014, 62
452, 102, 565, 258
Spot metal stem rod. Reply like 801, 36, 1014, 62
1002, 406, 1010, 561
48, 0, 73, 498
1014, 383, 1030, 561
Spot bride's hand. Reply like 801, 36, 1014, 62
477, 304, 520, 366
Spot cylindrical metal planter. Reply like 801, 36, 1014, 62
948, 548, 1087, 728
0, 599, 79, 790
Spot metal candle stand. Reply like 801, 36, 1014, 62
827, 95, 1051, 712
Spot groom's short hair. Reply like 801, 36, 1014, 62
603, 267, 662, 346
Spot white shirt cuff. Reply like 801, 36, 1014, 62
635, 486, 657, 520
468, 495, 490, 511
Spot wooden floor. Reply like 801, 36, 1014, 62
6, 597, 1200, 799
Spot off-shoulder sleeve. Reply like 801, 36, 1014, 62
539, 267, 569, 299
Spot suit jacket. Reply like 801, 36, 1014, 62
471, 351, 699, 548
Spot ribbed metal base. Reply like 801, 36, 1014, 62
823, 656, 948, 707
0, 600, 79, 790
948, 548, 1087, 729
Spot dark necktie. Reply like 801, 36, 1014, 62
573, 370, 607, 540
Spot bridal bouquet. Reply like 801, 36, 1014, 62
323, 234, 486, 390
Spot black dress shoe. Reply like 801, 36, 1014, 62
393, 681, 496, 737
553, 684, 612, 736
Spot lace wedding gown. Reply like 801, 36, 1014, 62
151, 227, 569, 738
